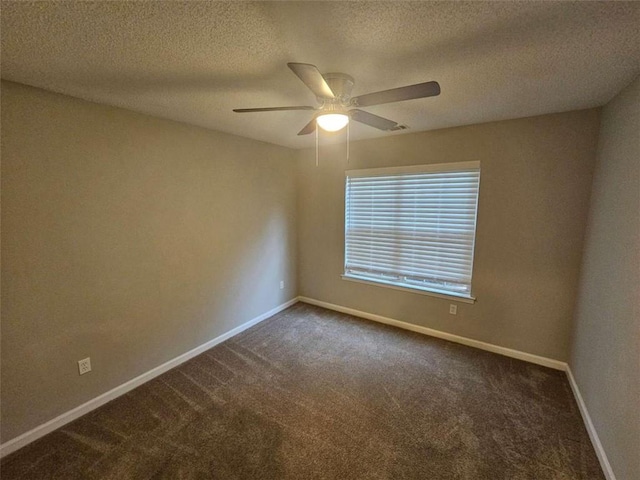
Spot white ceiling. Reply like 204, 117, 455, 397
2, 1, 639, 149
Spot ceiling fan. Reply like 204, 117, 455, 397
233, 63, 440, 136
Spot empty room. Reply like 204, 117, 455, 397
1, 1, 638, 479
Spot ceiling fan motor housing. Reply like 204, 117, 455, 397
321, 72, 355, 105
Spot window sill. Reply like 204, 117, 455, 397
341, 274, 476, 304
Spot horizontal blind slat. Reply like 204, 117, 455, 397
346, 232, 475, 247
346, 234, 475, 248
346, 246, 473, 263
345, 263, 472, 283
345, 258, 472, 276
345, 251, 473, 271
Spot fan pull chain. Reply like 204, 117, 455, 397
315, 126, 319, 167
346, 121, 350, 164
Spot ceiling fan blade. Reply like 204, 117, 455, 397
287, 63, 336, 99
352, 81, 440, 107
233, 106, 316, 113
297, 115, 319, 136
350, 109, 399, 131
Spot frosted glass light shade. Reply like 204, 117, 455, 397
316, 113, 349, 132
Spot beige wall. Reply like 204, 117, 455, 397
297, 109, 600, 361
569, 76, 640, 480
0, 81, 297, 442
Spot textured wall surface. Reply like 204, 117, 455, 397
569, 76, 640, 480
0, 81, 297, 442
297, 110, 600, 362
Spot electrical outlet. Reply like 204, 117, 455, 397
279, 280, 284, 290
78, 357, 91, 375
449, 304, 458, 315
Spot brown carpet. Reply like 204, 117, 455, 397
1, 302, 604, 479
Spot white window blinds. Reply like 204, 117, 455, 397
344, 161, 480, 298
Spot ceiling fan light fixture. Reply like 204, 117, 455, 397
233, 62, 441, 137
316, 113, 349, 132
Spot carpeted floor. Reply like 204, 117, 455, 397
1, 302, 604, 479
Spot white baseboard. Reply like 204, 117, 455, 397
0, 297, 299, 459
566, 367, 617, 480
298, 296, 567, 371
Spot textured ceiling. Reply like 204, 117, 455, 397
2, 1, 639, 149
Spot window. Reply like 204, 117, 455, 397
344, 161, 480, 300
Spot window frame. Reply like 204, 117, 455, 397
342, 161, 480, 303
